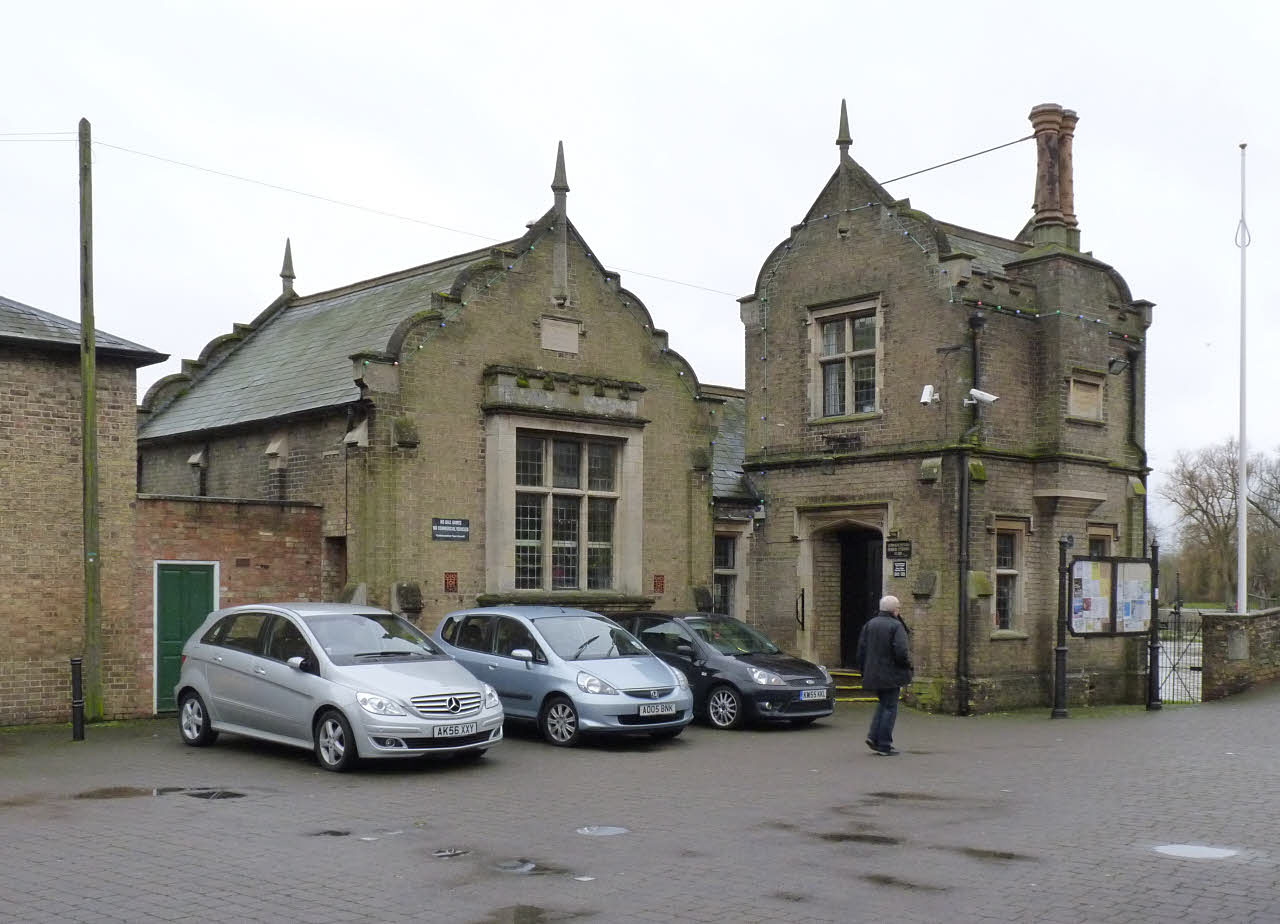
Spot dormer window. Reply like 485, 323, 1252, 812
809, 298, 880, 419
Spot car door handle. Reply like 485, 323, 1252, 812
254, 667, 267, 675
487, 664, 497, 670
213, 656, 223, 662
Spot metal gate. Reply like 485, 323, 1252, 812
1157, 600, 1202, 704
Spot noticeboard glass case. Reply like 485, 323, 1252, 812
1069, 556, 1153, 637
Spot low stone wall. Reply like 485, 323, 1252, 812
1202, 607, 1280, 700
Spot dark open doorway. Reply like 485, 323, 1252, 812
839, 527, 883, 667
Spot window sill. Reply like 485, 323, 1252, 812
989, 629, 1029, 641
808, 411, 882, 425
478, 590, 657, 608
1065, 416, 1104, 428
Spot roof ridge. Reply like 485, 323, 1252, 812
291, 241, 518, 306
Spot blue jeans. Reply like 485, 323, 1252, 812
867, 687, 900, 752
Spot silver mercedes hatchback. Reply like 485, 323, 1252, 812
175, 603, 504, 771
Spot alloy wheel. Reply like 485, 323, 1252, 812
180, 697, 204, 741
545, 701, 578, 744
708, 687, 741, 729
318, 716, 346, 766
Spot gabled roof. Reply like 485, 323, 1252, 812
138, 246, 500, 439
0, 295, 165, 365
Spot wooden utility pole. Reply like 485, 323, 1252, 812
79, 117, 103, 720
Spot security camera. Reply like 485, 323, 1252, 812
966, 388, 1000, 405
920, 385, 939, 405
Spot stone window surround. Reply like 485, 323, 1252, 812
1087, 522, 1118, 558
1067, 367, 1106, 424
485, 413, 643, 596
992, 518, 1026, 636
806, 296, 882, 422
713, 521, 752, 618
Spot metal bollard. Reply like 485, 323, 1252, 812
70, 657, 85, 741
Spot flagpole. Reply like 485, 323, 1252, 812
1235, 143, 1250, 614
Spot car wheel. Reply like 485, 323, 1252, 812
540, 696, 581, 747
314, 709, 359, 772
789, 717, 818, 728
178, 691, 218, 747
649, 727, 683, 740
706, 684, 744, 730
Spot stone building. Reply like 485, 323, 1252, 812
137, 145, 726, 632
0, 296, 165, 724
739, 103, 1153, 711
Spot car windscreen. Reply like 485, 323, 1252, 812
534, 615, 648, 661
306, 612, 444, 666
685, 617, 780, 656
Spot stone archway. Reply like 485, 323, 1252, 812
794, 505, 887, 665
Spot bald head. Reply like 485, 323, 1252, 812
879, 595, 901, 614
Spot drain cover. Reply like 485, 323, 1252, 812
576, 825, 629, 836
1153, 844, 1238, 859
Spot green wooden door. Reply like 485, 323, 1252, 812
156, 564, 215, 712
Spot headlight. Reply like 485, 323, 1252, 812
818, 665, 833, 684
747, 667, 784, 686
671, 668, 690, 690
356, 691, 406, 716
483, 683, 500, 709
576, 671, 618, 695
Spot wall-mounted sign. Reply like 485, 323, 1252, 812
892, 560, 907, 578
432, 518, 470, 541
885, 540, 912, 560
443, 572, 458, 593
1069, 557, 1152, 636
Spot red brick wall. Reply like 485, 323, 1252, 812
130, 496, 323, 714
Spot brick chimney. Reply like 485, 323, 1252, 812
1028, 103, 1075, 246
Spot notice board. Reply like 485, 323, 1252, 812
1069, 557, 1153, 636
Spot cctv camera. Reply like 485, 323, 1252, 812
967, 388, 1000, 405
920, 385, 939, 405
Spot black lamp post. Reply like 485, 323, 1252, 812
1051, 535, 1073, 718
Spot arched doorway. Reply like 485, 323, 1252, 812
839, 527, 884, 666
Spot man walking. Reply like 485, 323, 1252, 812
854, 595, 913, 756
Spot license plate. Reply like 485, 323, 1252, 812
800, 689, 827, 701
638, 703, 676, 716
434, 722, 478, 738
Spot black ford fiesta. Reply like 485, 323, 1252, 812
611, 612, 835, 729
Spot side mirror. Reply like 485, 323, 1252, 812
287, 656, 305, 671
675, 643, 695, 657
510, 648, 534, 661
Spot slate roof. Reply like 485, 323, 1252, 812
707, 387, 755, 501
937, 222, 1028, 275
138, 248, 496, 439
0, 295, 165, 364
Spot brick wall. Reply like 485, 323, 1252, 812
0, 347, 139, 726
1202, 607, 1280, 699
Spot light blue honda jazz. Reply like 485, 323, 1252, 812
434, 606, 693, 746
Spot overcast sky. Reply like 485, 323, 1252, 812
4, 1, 1276, 538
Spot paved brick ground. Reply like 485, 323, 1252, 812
2, 687, 1278, 924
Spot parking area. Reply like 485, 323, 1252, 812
3, 688, 1280, 924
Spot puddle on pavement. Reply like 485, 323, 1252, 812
815, 832, 901, 846
473, 906, 594, 924
953, 846, 1035, 862
493, 858, 569, 876
3, 785, 227, 807
861, 873, 948, 892
866, 791, 944, 802
1153, 844, 1239, 859
434, 847, 471, 859
0, 793, 53, 807
310, 829, 351, 837
575, 825, 628, 837
74, 786, 156, 800
184, 789, 245, 800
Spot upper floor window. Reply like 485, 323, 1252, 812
810, 299, 879, 418
1069, 372, 1104, 421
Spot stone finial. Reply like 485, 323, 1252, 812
836, 99, 852, 158
551, 142, 569, 304
280, 238, 295, 294
1028, 103, 1068, 245
552, 140, 569, 195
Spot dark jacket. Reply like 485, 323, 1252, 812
854, 611, 913, 690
